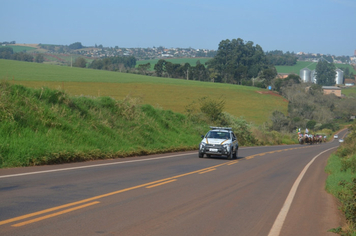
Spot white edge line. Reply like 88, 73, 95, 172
0, 153, 190, 179
268, 146, 337, 236
0, 146, 262, 179
0, 144, 329, 179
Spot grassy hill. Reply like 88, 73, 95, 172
0, 59, 288, 125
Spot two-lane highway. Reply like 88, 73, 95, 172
0, 130, 347, 236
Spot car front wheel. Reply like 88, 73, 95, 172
228, 151, 233, 160
233, 149, 237, 159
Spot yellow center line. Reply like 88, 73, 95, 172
0, 162, 231, 227
199, 168, 216, 174
12, 201, 100, 227
2, 146, 302, 227
146, 179, 177, 188
227, 161, 238, 165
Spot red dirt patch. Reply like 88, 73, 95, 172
255, 90, 288, 102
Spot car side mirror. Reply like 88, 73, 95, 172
201, 135, 204, 139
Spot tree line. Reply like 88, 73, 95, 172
89, 56, 136, 71
266, 50, 297, 66
0, 47, 44, 63
136, 38, 279, 88
270, 77, 356, 133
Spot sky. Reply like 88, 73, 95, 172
1, 0, 355, 56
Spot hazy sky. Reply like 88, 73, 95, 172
2, 0, 355, 56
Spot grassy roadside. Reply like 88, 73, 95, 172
0, 82, 208, 168
0, 82, 298, 168
325, 123, 356, 235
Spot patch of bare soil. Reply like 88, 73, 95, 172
255, 90, 288, 101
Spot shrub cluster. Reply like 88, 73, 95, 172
185, 96, 297, 146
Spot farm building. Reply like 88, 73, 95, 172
345, 79, 355, 87
322, 86, 342, 97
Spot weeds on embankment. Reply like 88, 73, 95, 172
0, 82, 299, 168
0, 82, 207, 167
326, 122, 356, 236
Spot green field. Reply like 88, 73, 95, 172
342, 86, 356, 97
0, 59, 288, 125
136, 58, 212, 70
0, 45, 37, 53
275, 61, 356, 74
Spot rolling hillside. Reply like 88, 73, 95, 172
0, 59, 288, 124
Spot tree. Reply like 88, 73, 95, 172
35, 54, 44, 63
273, 74, 301, 93
68, 42, 83, 50
73, 57, 87, 68
154, 59, 166, 77
306, 120, 317, 130
199, 96, 225, 123
259, 67, 277, 87
315, 60, 336, 86
207, 38, 273, 84
138, 63, 151, 74
0, 47, 13, 59
270, 110, 290, 132
182, 63, 190, 80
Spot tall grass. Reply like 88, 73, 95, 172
325, 122, 356, 235
0, 82, 207, 168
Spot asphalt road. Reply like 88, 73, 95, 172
0, 130, 347, 236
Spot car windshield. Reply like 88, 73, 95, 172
206, 131, 230, 139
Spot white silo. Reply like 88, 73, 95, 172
300, 68, 311, 83
335, 69, 344, 85
311, 70, 317, 84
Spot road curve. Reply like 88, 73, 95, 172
0, 130, 347, 236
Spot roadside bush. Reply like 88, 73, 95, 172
219, 112, 256, 146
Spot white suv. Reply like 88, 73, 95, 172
199, 127, 238, 160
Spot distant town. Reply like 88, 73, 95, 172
1, 41, 356, 64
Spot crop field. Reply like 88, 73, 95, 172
275, 61, 356, 74
136, 58, 212, 70
0, 59, 288, 124
342, 86, 356, 97
0, 45, 37, 53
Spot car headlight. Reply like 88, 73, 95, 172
200, 142, 206, 150
223, 143, 230, 152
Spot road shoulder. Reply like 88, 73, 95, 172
280, 148, 346, 236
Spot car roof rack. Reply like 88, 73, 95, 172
210, 126, 232, 131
